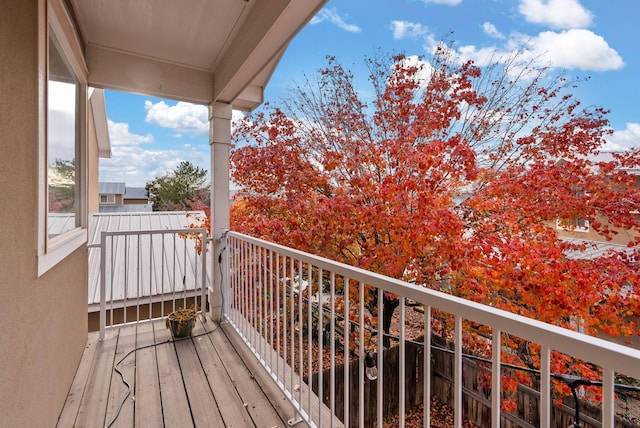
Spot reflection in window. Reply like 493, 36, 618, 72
47, 32, 80, 241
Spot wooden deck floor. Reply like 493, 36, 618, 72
57, 315, 291, 428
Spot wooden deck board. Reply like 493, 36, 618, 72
106, 324, 137, 427
153, 320, 194, 428
204, 321, 288, 427
192, 321, 257, 428
59, 317, 291, 428
74, 329, 120, 427
57, 336, 99, 427
134, 323, 163, 427
173, 321, 225, 427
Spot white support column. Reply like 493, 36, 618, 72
209, 102, 232, 322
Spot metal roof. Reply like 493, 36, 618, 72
562, 237, 636, 260
99, 182, 126, 195
124, 186, 148, 199
88, 211, 211, 311
98, 204, 152, 213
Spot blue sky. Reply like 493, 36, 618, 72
100, 0, 640, 187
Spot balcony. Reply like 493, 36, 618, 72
60, 228, 640, 427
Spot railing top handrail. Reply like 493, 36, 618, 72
98, 227, 208, 237
227, 231, 640, 378
88, 227, 208, 248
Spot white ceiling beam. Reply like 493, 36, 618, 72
86, 45, 213, 104
88, 88, 111, 158
213, 0, 327, 107
233, 84, 264, 112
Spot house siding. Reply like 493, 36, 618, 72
0, 2, 88, 426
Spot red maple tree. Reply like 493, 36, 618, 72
229, 45, 640, 408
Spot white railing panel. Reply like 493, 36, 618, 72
224, 231, 640, 428
97, 228, 209, 339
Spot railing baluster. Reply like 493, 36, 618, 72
330, 271, 336, 428
182, 233, 187, 310
262, 247, 267, 363
171, 233, 176, 313
290, 256, 295, 397
318, 268, 324, 428
136, 232, 140, 323
423, 306, 431, 428
299, 259, 304, 408
283, 255, 288, 391
99, 232, 107, 340
123, 234, 129, 325
343, 276, 350, 428
252, 243, 257, 349
399, 297, 405, 427
276, 251, 281, 383
200, 230, 206, 319
492, 329, 501, 428
307, 262, 313, 416
377, 287, 384, 428
111, 235, 116, 327
602, 368, 614, 427
454, 315, 462, 428
269, 249, 274, 373
358, 281, 364, 428
540, 346, 550, 428
149, 234, 153, 322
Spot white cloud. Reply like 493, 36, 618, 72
421, 0, 462, 5
100, 120, 209, 186
482, 22, 505, 39
456, 29, 623, 72
523, 29, 623, 71
144, 101, 209, 137
602, 123, 640, 151
518, 0, 593, 29
108, 120, 154, 147
390, 21, 430, 40
310, 7, 361, 33
396, 55, 435, 87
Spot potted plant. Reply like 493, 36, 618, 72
166, 306, 197, 338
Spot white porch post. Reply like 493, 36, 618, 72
209, 102, 232, 322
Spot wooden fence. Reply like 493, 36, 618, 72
311, 334, 639, 427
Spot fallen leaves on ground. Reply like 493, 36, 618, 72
384, 396, 479, 428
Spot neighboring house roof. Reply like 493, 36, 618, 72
589, 151, 640, 175
562, 237, 636, 260
99, 182, 126, 195
87, 211, 211, 311
124, 186, 148, 199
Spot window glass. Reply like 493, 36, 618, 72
47, 32, 80, 241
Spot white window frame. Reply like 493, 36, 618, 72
556, 218, 590, 233
37, 1, 88, 276
100, 194, 116, 204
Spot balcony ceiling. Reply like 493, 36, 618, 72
69, 0, 327, 109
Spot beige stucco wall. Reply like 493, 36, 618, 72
0, 1, 88, 426
554, 212, 640, 246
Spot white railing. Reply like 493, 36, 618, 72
223, 231, 640, 428
93, 228, 209, 340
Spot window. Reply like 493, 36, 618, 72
100, 194, 116, 204
48, 32, 80, 240
38, 13, 87, 276
556, 217, 590, 233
